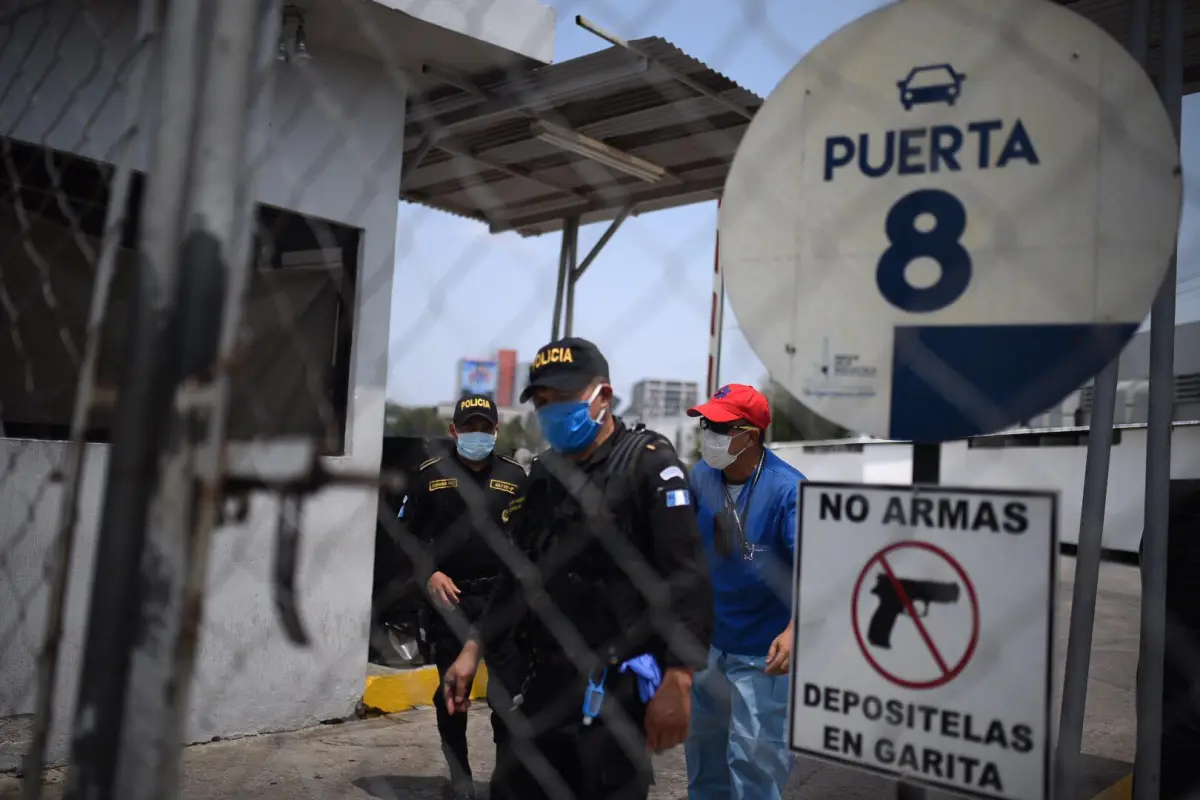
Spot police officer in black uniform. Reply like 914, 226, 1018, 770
400, 393, 527, 800
442, 338, 713, 800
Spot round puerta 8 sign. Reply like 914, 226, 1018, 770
720, 0, 1181, 443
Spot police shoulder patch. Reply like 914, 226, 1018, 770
418, 456, 442, 471
659, 465, 685, 482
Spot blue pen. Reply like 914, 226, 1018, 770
582, 668, 607, 726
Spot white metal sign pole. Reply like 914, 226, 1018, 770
706, 197, 725, 399
903, 447, 940, 799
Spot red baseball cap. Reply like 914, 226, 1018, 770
687, 384, 771, 430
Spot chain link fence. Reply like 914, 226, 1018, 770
0, 0, 1195, 798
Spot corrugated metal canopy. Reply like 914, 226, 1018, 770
399, 36, 762, 237
1055, 0, 1200, 90
401, 2, 1198, 238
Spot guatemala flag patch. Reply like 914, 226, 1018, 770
665, 489, 691, 508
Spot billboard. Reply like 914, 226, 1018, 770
458, 358, 499, 400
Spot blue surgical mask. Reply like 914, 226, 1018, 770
537, 385, 607, 454
456, 431, 496, 461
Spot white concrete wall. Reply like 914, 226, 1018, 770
0, 0, 444, 761
371, 0, 555, 63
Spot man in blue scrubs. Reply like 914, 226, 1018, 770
684, 384, 805, 800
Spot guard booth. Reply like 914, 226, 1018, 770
0, 0, 558, 762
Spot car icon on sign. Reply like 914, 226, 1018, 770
897, 64, 966, 110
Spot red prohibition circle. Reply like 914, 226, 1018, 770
850, 540, 980, 690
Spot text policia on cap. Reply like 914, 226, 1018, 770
801, 683, 1036, 793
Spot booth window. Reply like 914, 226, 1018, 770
0, 138, 357, 454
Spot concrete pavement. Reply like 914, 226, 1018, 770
0, 556, 1138, 799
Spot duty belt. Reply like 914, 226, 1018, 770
509, 642, 623, 712
450, 575, 499, 594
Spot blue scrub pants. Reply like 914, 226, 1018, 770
685, 646, 795, 800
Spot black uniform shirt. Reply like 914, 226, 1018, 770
400, 452, 529, 584
476, 421, 714, 671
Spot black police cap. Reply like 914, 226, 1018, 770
453, 393, 499, 426
520, 337, 609, 403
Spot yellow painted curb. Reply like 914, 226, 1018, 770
363, 663, 489, 714
1091, 773, 1132, 800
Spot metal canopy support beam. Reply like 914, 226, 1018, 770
1134, 0, 1182, 796
493, 171, 726, 234
574, 206, 631, 281
399, 132, 439, 187
575, 15, 755, 121
1055, 3, 1150, 797
420, 62, 487, 99
562, 217, 580, 336
405, 57, 649, 137
436, 140, 591, 202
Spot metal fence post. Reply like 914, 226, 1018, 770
1133, 0, 1182, 797
63, 1, 269, 798
1055, 2, 1151, 796
64, 0, 204, 793
21, 3, 158, 797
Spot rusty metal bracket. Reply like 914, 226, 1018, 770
220, 457, 408, 646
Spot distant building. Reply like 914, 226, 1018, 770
513, 360, 532, 408
629, 379, 700, 420
1027, 319, 1200, 428
642, 415, 700, 464
455, 348, 521, 407
496, 349, 518, 406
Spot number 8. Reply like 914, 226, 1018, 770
876, 189, 972, 314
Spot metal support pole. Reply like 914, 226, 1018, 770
574, 206, 630, 281
64, 1, 268, 798
899, 441, 940, 799
550, 220, 570, 340
562, 216, 580, 337
707, 198, 724, 398
22, 6, 157, 799
912, 442, 940, 485
1134, 1, 1182, 797
1056, 3, 1150, 796
64, 0, 203, 793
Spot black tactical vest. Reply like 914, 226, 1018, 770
522, 427, 659, 665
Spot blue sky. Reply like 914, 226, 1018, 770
387, 0, 1200, 407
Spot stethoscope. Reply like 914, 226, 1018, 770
718, 451, 766, 560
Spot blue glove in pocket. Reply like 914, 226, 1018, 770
618, 654, 663, 704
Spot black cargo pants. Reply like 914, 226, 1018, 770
489, 659, 653, 800
428, 592, 522, 787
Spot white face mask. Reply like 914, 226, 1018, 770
700, 429, 748, 470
